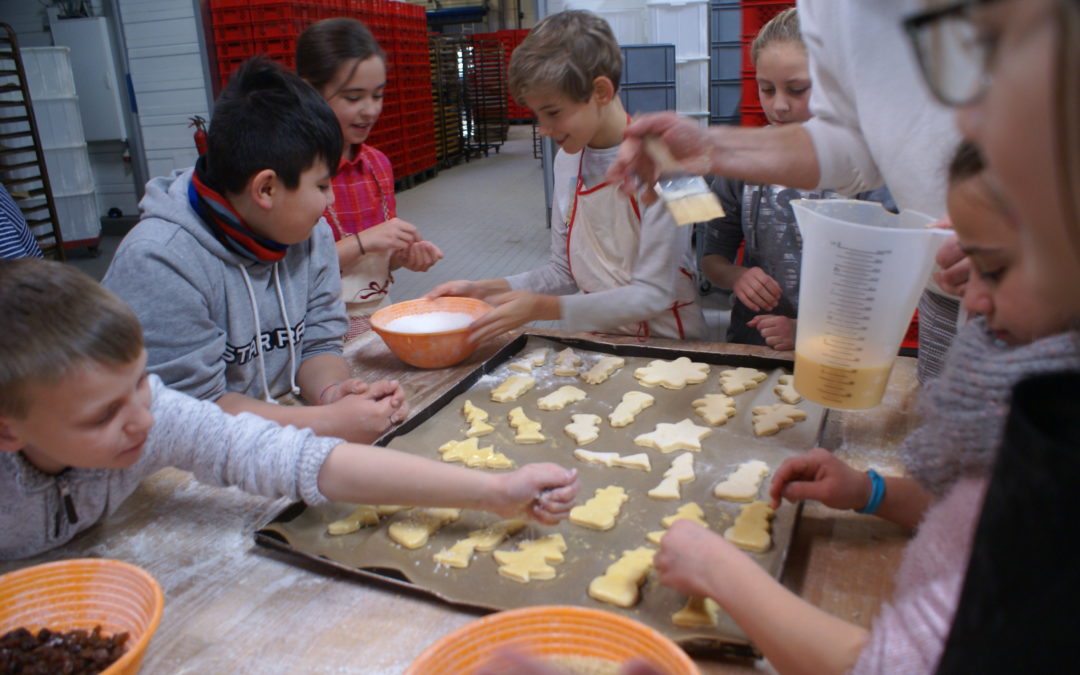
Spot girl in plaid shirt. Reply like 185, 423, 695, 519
297, 18, 443, 335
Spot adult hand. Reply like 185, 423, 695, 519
768, 447, 870, 510
604, 112, 716, 204
466, 291, 557, 345
653, 520, 735, 599
492, 464, 578, 524
732, 267, 782, 312
358, 217, 421, 255
393, 240, 444, 272
748, 314, 796, 351
933, 234, 971, 297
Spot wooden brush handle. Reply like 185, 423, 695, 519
642, 136, 680, 174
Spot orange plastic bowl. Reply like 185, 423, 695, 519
370, 297, 493, 369
406, 605, 700, 675
0, 558, 165, 675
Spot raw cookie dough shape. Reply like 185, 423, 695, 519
326, 505, 406, 535
724, 501, 775, 552
570, 486, 629, 531
537, 385, 587, 411
493, 533, 567, 582
582, 356, 626, 385
587, 547, 656, 608
647, 502, 707, 544
388, 508, 461, 549
633, 357, 710, 389
691, 393, 737, 426
646, 454, 695, 501
491, 375, 536, 403
462, 400, 494, 437
565, 414, 602, 445
634, 418, 713, 453
608, 391, 655, 428
713, 459, 770, 502
433, 519, 526, 568
508, 359, 533, 373
509, 348, 551, 373
573, 448, 651, 471
751, 403, 808, 437
672, 597, 719, 627
508, 406, 546, 443
553, 348, 582, 376
774, 374, 803, 404
439, 437, 514, 469
719, 367, 767, 395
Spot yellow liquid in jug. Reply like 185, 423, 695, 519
793, 351, 894, 410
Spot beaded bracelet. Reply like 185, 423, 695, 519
857, 469, 886, 515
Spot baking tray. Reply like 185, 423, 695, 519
255, 333, 828, 658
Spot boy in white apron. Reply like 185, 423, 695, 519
427, 10, 705, 343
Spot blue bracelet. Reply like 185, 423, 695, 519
857, 469, 886, 515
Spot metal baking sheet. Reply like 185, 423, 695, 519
256, 334, 827, 658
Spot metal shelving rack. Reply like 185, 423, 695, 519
0, 23, 65, 260
462, 37, 508, 157
429, 34, 466, 168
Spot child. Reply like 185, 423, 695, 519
0, 258, 578, 560
652, 142, 1080, 673
103, 58, 405, 445
296, 18, 443, 334
700, 8, 892, 351
427, 10, 705, 343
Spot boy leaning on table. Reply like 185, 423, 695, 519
0, 258, 579, 560
102, 57, 403, 445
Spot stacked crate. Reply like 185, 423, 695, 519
709, 0, 741, 125
207, 0, 437, 184
462, 38, 508, 157
738, 0, 794, 126
470, 29, 531, 122
429, 34, 466, 167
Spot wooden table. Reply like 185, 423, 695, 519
0, 329, 921, 674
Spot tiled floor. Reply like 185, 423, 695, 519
69, 125, 729, 337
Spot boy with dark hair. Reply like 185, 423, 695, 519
0, 258, 578, 560
428, 10, 705, 342
103, 58, 403, 444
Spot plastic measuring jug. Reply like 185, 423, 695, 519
791, 200, 951, 409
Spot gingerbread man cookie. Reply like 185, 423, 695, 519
564, 413, 602, 445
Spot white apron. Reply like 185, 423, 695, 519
566, 153, 704, 340
326, 187, 394, 339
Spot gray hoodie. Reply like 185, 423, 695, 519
103, 168, 347, 403
0, 376, 340, 560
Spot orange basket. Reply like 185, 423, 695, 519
370, 297, 493, 369
406, 605, 700, 675
0, 558, 165, 675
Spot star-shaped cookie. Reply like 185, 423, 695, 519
634, 418, 713, 453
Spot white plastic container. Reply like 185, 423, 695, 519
676, 56, 709, 112
647, 0, 710, 59
791, 200, 950, 409
51, 191, 101, 245
598, 7, 648, 45
43, 144, 95, 195
30, 97, 87, 148
20, 47, 78, 100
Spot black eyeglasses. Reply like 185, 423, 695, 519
903, 0, 1002, 107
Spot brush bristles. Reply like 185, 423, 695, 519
662, 191, 726, 226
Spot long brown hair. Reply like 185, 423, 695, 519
296, 18, 386, 97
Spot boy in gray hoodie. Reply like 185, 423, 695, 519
103, 58, 401, 444
0, 258, 579, 560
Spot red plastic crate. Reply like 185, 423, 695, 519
216, 40, 256, 59
252, 19, 306, 38
211, 6, 252, 25
213, 22, 253, 42
251, 3, 314, 22
739, 107, 768, 126
210, 0, 251, 8
740, 0, 794, 39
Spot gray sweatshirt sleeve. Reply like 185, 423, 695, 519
104, 222, 233, 401
147, 377, 340, 505
298, 220, 348, 362
701, 177, 746, 262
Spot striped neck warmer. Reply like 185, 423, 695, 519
188, 158, 288, 263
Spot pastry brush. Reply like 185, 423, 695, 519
642, 136, 725, 226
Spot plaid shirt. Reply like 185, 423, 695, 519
325, 144, 397, 240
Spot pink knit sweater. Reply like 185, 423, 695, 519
852, 477, 988, 673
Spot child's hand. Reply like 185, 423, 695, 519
748, 314, 796, 351
768, 448, 870, 510
359, 218, 421, 255
393, 240, 444, 272
732, 267, 782, 312
466, 291, 558, 344
325, 380, 409, 443
426, 279, 486, 300
491, 464, 578, 524
317, 377, 369, 405
654, 519, 737, 599
933, 234, 971, 297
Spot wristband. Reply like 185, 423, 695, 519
857, 469, 886, 515
318, 381, 341, 404
354, 232, 365, 255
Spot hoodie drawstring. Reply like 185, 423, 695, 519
239, 264, 275, 403
272, 264, 302, 397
